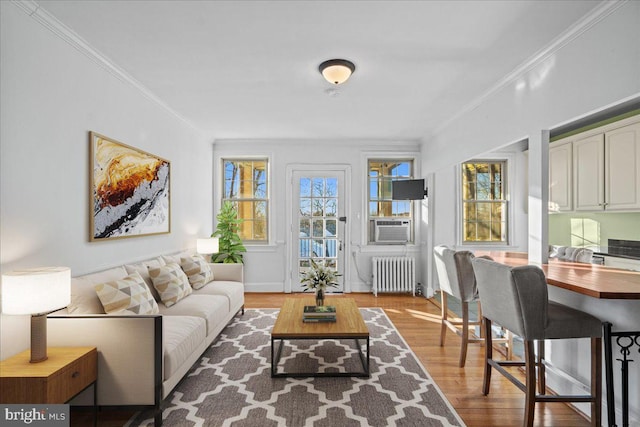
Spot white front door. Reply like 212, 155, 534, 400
290, 169, 347, 293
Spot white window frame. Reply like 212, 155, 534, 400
364, 154, 420, 246
456, 154, 514, 247
218, 156, 271, 246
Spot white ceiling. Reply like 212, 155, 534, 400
39, 0, 602, 141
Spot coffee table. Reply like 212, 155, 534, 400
270, 297, 370, 378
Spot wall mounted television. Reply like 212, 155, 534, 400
392, 179, 427, 200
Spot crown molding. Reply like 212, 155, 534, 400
11, 0, 201, 133
431, 0, 628, 137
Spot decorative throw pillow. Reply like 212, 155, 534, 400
94, 271, 159, 315
180, 255, 214, 289
148, 262, 193, 307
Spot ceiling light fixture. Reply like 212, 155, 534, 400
319, 59, 356, 85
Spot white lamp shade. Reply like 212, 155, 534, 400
1, 267, 71, 315
197, 238, 219, 254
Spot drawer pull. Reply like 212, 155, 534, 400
71, 371, 80, 378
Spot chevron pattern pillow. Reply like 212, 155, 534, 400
95, 271, 160, 315
180, 255, 214, 289
148, 262, 193, 307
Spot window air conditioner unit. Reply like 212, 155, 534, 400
374, 219, 410, 244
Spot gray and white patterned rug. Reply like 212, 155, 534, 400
126, 308, 465, 427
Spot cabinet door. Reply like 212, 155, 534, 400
549, 140, 572, 212
574, 133, 604, 211
605, 122, 640, 210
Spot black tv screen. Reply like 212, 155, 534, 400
392, 179, 426, 200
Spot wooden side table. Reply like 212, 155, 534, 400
0, 347, 97, 424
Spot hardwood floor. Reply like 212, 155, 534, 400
74, 292, 591, 426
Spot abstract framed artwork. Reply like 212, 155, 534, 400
90, 132, 170, 241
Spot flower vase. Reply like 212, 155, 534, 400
315, 288, 325, 307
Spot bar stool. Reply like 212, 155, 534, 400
433, 246, 512, 367
471, 257, 602, 427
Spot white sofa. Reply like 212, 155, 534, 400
47, 251, 244, 426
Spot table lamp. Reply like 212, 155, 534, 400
1, 267, 71, 363
196, 237, 219, 255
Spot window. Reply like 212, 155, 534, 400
222, 159, 268, 242
461, 160, 507, 244
367, 159, 414, 243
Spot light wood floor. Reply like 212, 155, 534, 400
75, 293, 591, 426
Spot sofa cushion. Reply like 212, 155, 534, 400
158, 294, 228, 337
124, 259, 165, 302
95, 272, 160, 315
180, 255, 214, 289
163, 315, 207, 381
192, 281, 244, 312
68, 266, 128, 314
148, 263, 193, 307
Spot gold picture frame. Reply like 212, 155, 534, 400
90, 132, 170, 241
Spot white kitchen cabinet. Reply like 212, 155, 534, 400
572, 120, 640, 211
605, 121, 640, 210
549, 139, 573, 212
573, 133, 605, 211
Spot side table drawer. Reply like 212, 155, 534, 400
48, 349, 98, 403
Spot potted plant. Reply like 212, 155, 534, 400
300, 259, 341, 306
211, 201, 247, 263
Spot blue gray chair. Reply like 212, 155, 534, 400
471, 257, 602, 427
433, 245, 512, 367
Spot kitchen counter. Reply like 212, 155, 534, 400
476, 251, 640, 299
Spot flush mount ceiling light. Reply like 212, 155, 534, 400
319, 59, 356, 85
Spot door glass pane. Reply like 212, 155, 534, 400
297, 176, 340, 287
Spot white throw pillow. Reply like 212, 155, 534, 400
180, 255, 214, 289
94, 271, 159, 315
148, 262, 193, 307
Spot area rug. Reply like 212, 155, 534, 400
126, 308, 465, 427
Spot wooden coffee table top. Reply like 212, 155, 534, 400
272, 297, 369, 339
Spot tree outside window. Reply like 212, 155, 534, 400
222, 159, 268, 242
461, 161, 507, 243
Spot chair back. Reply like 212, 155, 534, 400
433, 245, 477, 302
471, 257, 549, 340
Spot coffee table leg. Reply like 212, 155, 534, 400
354, 338, 370, 377
272, 337, 284, 377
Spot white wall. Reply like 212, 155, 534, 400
423, 1, 640, 422
0, 3, 212, 359
213, 139, 425, 293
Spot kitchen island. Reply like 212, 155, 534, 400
475, 251, 640, 426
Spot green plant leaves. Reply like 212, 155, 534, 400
211, 201, 247, 264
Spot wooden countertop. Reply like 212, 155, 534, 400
476, 251, 640, 300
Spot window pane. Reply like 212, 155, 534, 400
464, 222, 476, 241
464, 202, 476, 221
325, 178, 337, 197
300, 178, 311, 197
312, 178, 323, 197
300, 199, 311, 216
222, 158, 269, 242
461, 160, 507, 244
299, 219, 310, 237
313, 239, 324, 257
312, 219, 323, 237
368, 158, 414, 243
325, 219, 336, 237
325, 198, 337, 216
369, 201, 379, 216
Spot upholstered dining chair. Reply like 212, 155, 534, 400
471, 257, 602, 427
433, 245, 512, 367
